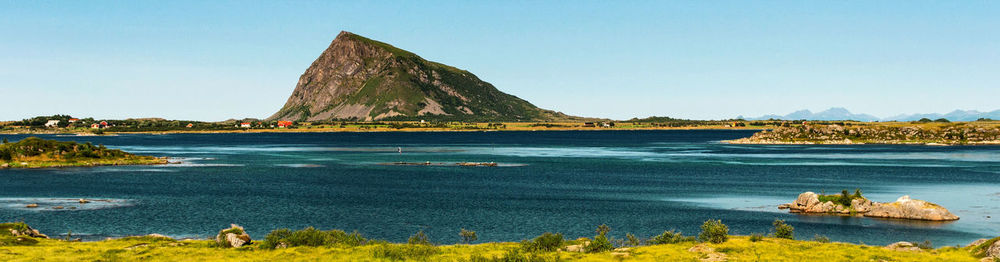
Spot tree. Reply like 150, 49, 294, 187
698, 219, 729, 244
459, 228, 477, 244
585, 225, 614, 253
772, 219, 794, 239
1, 138, 7, 144
408, 230, 431, 245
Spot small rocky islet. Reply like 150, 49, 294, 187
778, 191, 959, 221
728, 122, 1000, 145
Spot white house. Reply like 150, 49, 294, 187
44, 120, 61, 128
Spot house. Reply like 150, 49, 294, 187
186, 123, 194, 128
583, 122, 596, 127
240, 122, 251, 128
91, 123, 101, 129
100, 121, 109, 127
68, 118, 79, 123
44, 120, 61, 128
277, 121, 293, 128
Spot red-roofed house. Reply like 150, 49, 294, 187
240, 122, 251, 128
277, 121, 293, 128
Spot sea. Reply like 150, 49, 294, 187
0, 130, 997, 246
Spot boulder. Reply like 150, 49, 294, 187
987, 239, 1000, 259
885, 241, 920, 251
7, 223, 49, 239
225, 233, 247, 248
785, 192, 821, 213
78, 199, 90, 204
25, 204, 38, 208
851, 198, 872, 213
215, 224, 252, 248
864, 195, 959, 221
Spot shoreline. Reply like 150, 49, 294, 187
0, 126, 763, 136
1, 157, 170, 169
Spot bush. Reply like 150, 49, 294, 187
408, 230, 432, 246
649, 230, 695, 244
459, 228, 478, 244
371, 244, 440, 260
625, 233, 641, 247
520, 232, 563, 252
812, 234, 830, 243
260, 227, 367, 248
772, 219, 794, 240
749, 233, 764, 242
582, 225, 614, 253
584, 234, 614, 253
698, 219, 729, 244
916, 240, 933, 249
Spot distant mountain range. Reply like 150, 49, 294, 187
740, 107, 1000, 122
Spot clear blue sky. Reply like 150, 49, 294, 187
2, 1, 998, 121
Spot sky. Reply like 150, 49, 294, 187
1, 1, 998, 121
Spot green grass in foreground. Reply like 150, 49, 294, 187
0, 235, 988, 261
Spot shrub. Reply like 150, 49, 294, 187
408, 230, 432, 246
749, 233, 764, 242
371, 244, 440, 260
812, 234, 830, 243
649, 230, 695, 244
260, 227, 367, 248
459, 228, 478, 244
625, 233, 641, 247
585, 233, 614, 253
916, 240, 933, 249
520, 232, 563, 252
698, 219, 729, 244
772, 219, 794, 240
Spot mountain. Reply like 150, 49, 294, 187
744, 108, 1000, 122
269, 31, 575, 122
744, 107, 881, 122
886, 110, 1000, 122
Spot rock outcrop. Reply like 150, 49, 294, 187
4, 223, 48, 239
779, 192, 958, 221
216, 224, 252, 248
268, 31, 575, 122
885, 241, 921, 251
864, 195, 959, 221
728, 123, 1000, 145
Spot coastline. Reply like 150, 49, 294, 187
0, 126, 762, 136
1, 157, 170, 169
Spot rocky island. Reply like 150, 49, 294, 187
778, 191, 959, 221
0, 137, 167, 169
728, 122, 1000, 145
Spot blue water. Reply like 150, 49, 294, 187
1, 131, 998, 246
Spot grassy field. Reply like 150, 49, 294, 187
0, 235, 991, 261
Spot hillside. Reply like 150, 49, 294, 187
269, 31, 578, 122
0, 137, 166, 168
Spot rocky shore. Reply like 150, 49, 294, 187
778, 192, 959, 221
728, 122, 1000, 145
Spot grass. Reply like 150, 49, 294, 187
0, 236, 985, 261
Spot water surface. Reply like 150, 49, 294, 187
1, 131, 997, 246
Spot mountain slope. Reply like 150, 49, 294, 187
269, 31, 573, 122
745, 107, 1000, 122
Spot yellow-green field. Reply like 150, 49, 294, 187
0, 236, 990, 262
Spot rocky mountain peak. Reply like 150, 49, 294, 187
268, 31, 567, 122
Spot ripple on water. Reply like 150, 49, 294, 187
0, 198, 136, 211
